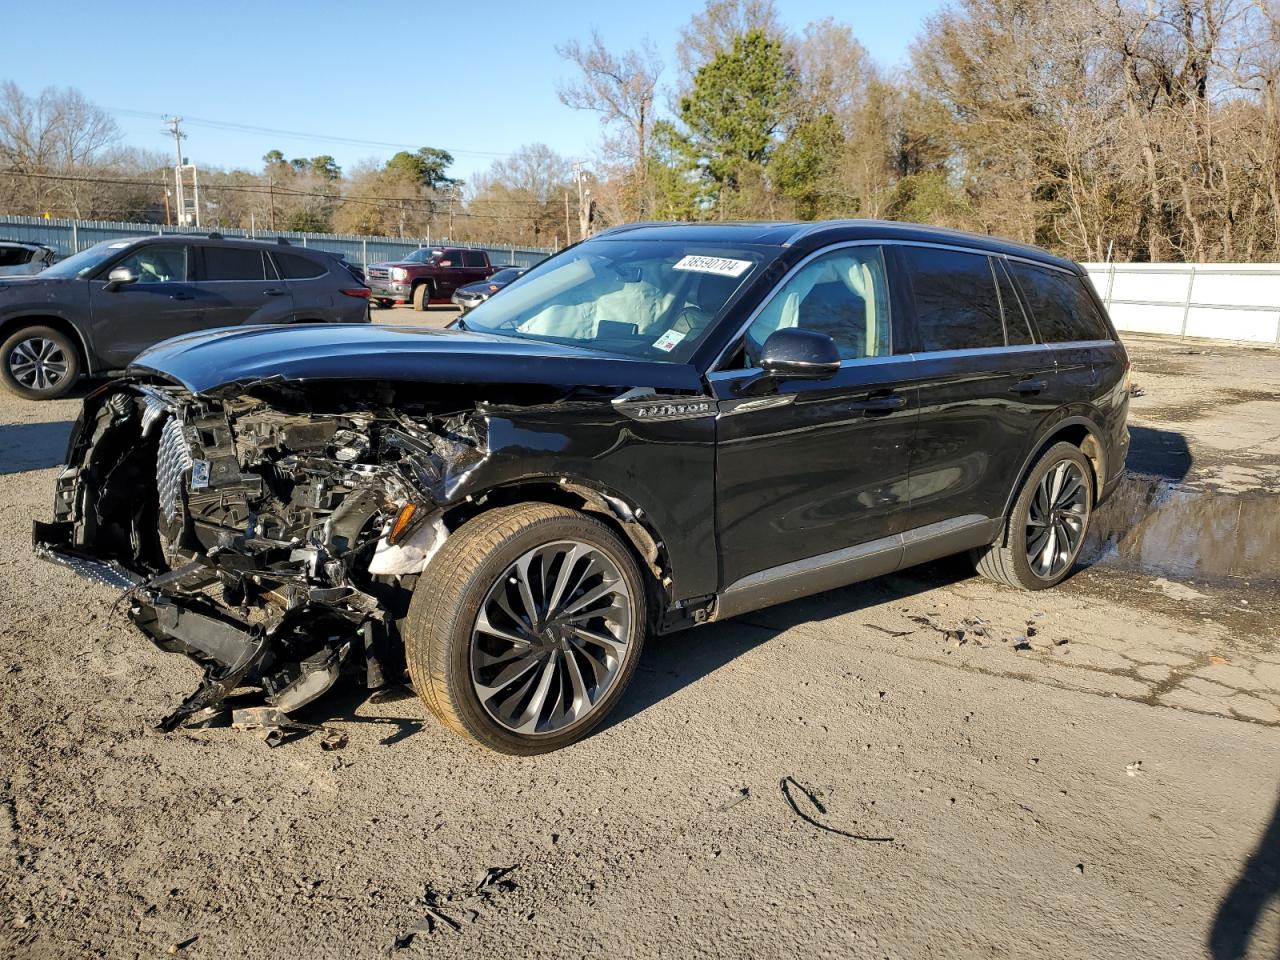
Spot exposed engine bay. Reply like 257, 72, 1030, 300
34, 381, 496, 729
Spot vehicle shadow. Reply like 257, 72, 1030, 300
602, 556, 976, 734
0, 420, 74, 475
1127, 424, 1193, 482
1210, 788, 1280, 960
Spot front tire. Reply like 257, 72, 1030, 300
403, 503, 647, 754
973, 441, 1093, 590
411, 282, 431, 311
0, 325, 80, 399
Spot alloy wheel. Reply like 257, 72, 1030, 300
8, 337, 69, 391
470, 540, 634, 735
1025, 460, 1089, 579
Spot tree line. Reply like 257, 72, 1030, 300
560, 0, 1280, 262
3, 0, 1279, 262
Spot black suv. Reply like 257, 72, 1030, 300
0, 234, 371, 399
34, 220, 1129, 753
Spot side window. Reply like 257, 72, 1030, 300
273, 252, 325, 279
201, 246, 267, 281
994, 258, 1034, 345
1009, 262, 1110, 343
462, 250, 486, 268
902, 246, 1005, 351
745, 246, 891, 363
112, 244, 189, 283
0, 247, 29, 268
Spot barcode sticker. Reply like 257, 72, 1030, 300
653, 329, 687, 352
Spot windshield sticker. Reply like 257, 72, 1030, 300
673, 255, 752, 278
653, 329, 687, 353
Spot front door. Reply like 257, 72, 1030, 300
711, 244, 918, 590
87, 243, 204, 369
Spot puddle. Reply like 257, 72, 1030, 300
1084, 475, 1279, 584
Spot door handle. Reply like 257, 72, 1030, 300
169, 292, 194, 301
849, 393, 907, 415
1010, 378, 1047, 395
263, 288, 287, 296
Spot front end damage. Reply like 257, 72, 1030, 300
34, 381, 486, 729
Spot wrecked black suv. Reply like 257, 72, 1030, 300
34, 221, 1129, 754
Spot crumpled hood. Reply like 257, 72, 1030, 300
128, 323, 703, 395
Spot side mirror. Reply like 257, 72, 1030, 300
759, 328, 841, 381
104, 267, 138, 291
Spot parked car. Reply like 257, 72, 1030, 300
451, 266, 526, 312
365, 246, 495, 310
34, 220, 1129, 753
0, 239, 57, 277
0, 234, 371, 399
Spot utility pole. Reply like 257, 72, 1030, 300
164, 117, 185, 225
573, 161, 591, 240
564, 190, 572, 246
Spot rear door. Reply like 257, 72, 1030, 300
896, 244, 1058, 530
711, 243, 919, 588
87, 243, 204, 368
273, 250, 346, 321
194, 245, 295, 328
1005, 259, 1124, 407
461, 249, 490, 285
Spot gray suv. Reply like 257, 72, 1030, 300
0, 234, 371, 399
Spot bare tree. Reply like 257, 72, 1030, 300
675, 0, 783, 88
0, 81, 120, 216
557, 31, 662, 219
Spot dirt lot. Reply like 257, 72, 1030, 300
2, 313, 1278, 959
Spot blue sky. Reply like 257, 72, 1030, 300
5, 0, 946, 184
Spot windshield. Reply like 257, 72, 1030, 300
40, 239, 134, 279
460, 239, 765, 362
489, 268, 523, 284
401, 248, 441, 264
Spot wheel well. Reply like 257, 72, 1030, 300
439, 481, 672, 615
999, 421, 1105, 546
1045, 423, 1104, 498
0, 315, 91, 374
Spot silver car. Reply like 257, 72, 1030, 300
0, 240, 57, 277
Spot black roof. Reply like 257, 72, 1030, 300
593, 219, 1079, 272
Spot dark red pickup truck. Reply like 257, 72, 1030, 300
365, 247, 495, 310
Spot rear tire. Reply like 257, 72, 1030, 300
403, 503, 647, 754
411, 282, 431, 311
0, 325, 80, 400
973, 441, 1093, 591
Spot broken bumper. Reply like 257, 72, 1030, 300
34, 518, 367, 730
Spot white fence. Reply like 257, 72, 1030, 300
1083, 262, 1280, 344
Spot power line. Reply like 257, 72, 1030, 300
107, 107, 522, 159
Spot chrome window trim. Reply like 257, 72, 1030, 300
707, 350, 906, 384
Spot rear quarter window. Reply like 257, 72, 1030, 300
273, 252, 326, 279
1009, 262, 1111, 343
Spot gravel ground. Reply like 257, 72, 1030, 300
2, 318, 1277, 959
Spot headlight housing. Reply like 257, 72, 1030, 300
391, 267, 408, 282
